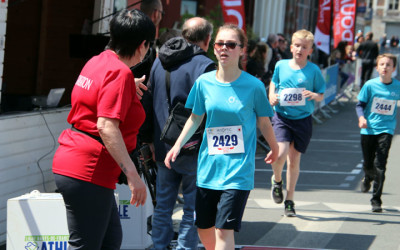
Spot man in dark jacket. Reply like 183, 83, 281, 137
131, 0, 163, 86
264, 33, 280, 86
277, 33, 291, 59
146, 17, 215, 249
357, 32, 379, 87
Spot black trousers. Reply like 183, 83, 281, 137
54, 174, 122, 250
361, 133, 393, 204
360, 63, 374, 88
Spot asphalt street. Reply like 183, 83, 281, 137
234, 97, 400, 250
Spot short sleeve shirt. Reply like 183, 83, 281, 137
271, 60, 326, 119
186, 70, 274, 190
53, 50, 145, 189
357, 77, 400, 135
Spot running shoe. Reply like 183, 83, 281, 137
361, 177, 371, 193
284, 200, 296, 217
271, 175, 283, 204
371, 201, 383, 213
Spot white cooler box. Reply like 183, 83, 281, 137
7, 187, 153, 250
116, 184, 153, 250
7, 191, 69, 250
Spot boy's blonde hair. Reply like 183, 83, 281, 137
376, 53, 397, 68
292, 29, 314, 45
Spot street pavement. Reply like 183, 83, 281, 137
173, 96, 400, 250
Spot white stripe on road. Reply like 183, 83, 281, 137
307, 149, 360, 153
254, 211, 344, 248
254, 168, 359, 175
311, 138, 360, 143
324, 202, 400, 213
251, 198, 400, 214
351, 169, 362, 174
339, 183, 350, 188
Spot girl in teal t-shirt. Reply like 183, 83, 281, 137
165, 24, 278, 249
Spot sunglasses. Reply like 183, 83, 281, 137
214, 42, 243, 50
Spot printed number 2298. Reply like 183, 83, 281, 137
213, 135, 238, 147
283, 93, 302, 102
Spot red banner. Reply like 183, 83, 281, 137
220, 0, 246, 33
314, 0, 331, 54
333, 0, 356, 48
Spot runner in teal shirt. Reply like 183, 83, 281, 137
164, 24, 278, 249
356, 53, 400, 213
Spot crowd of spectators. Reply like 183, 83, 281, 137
245, 33, 292, 88
53, 0, 400, 245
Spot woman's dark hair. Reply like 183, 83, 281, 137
107, 9, 155, 58
247, 39, 257, 55
253, 42, 267, 64
157, 28, 182, 47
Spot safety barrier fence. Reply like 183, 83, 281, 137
313, 59, 362, 124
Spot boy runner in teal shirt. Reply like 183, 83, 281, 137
356, 53, 400, 212
269, 29, 326, 217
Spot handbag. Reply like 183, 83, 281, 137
159, 71, 204, 154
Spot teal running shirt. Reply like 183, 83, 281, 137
271, 60, 326, 119
186, 70, 274, 190
358, 77, 400, 135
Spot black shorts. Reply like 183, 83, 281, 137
272, 113, 313, 153
195, 187, 250, 232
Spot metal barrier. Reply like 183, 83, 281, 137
312, 59, 361, 124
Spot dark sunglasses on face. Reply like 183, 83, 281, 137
214, 42, 243, 50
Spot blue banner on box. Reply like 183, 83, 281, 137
321, 64, 339, 107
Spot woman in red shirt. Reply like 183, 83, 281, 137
52, 9, 155, 249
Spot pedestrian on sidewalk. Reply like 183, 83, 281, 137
246, 42, 268, 85
356, 53, 400, 213
356, 32, 379, 88
52, 9, 155, 249
165, 24, 279, 249
268, 29, 326, 217
147, 17, 215, 249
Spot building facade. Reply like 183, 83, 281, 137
359, 0, 400, 42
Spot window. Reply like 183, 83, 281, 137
368, 0, 373, 9
388, 0, 399, 10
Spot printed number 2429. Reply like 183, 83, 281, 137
213, 135, 238, 147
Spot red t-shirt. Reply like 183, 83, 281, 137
53, 50, 145, 189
